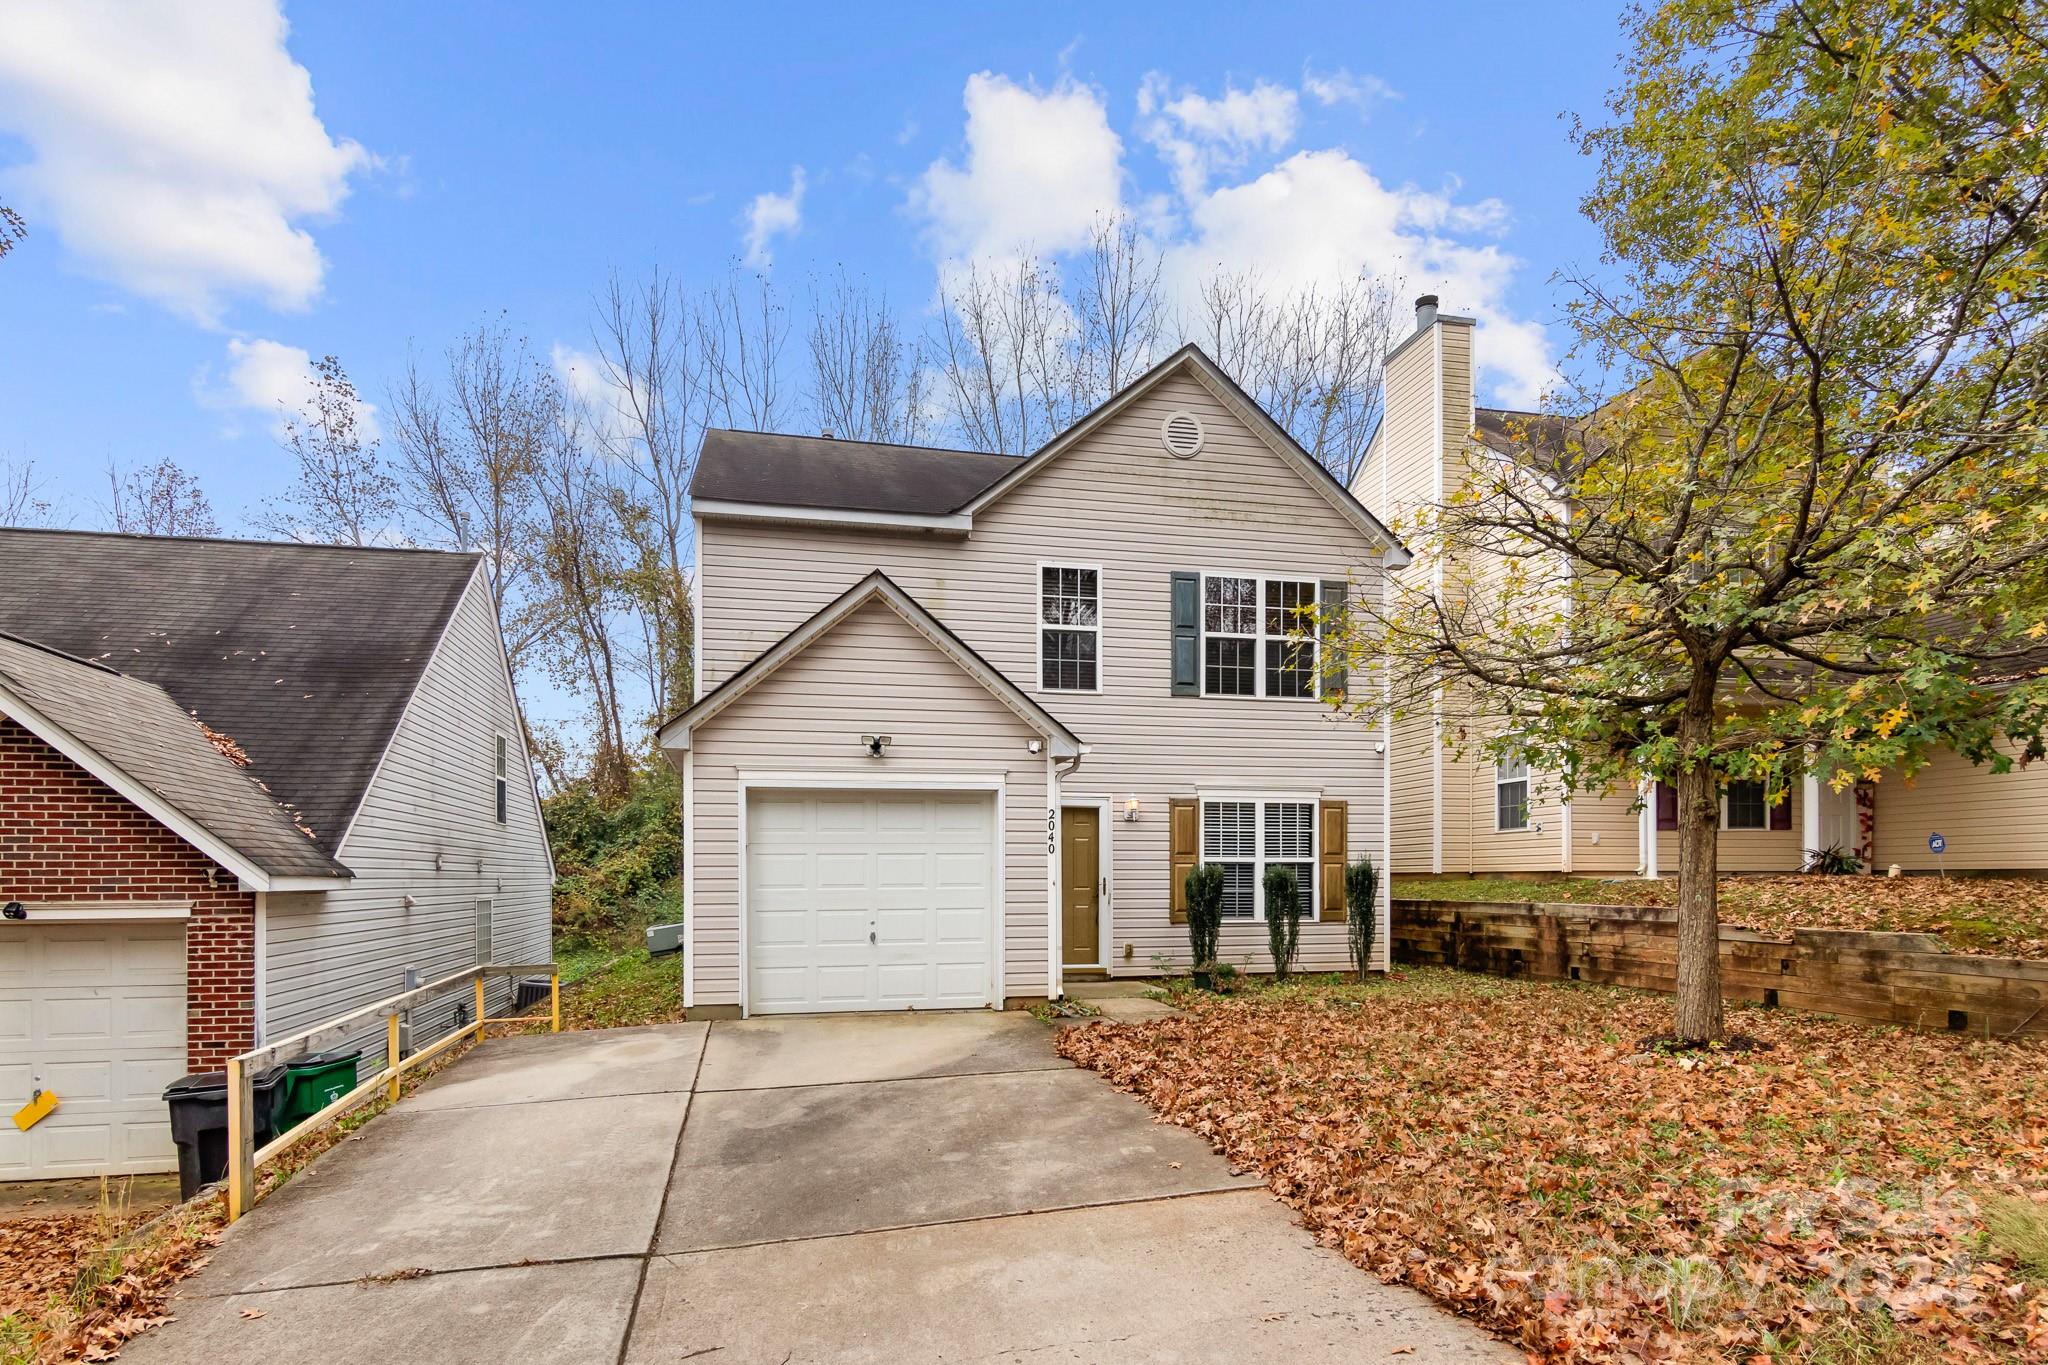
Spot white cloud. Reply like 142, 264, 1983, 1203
1302, 67, 1401, 114
741, 166, 806, 269
909, 71, 1558, 407
912, 73, 1123, 263
1138, 74, 1300, 200
200, 337, 378, 440
0, 0, 372, 326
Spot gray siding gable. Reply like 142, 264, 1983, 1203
264, 568, 553, 1043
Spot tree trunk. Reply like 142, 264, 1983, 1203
1672, 699, 1725, 1043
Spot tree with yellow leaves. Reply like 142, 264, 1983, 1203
1336, 0, 2048, 1043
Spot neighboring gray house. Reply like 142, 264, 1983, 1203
659, 345, 1408, 1016
0, 530, 550, 1181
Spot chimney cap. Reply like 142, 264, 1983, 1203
1414, 294, 1440, 332
1415, 293, 1440, 309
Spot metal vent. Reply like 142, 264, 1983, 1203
1160, 411, 1205, 458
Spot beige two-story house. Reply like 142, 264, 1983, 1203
1358, 297, 2048, 881
658, 346, 1408, 1015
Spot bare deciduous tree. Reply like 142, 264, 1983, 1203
105, 457, 220, 536
254, 356, 399, 546
804, 269, 929, 445
2, 454, 51, 526
1075, 215, 1165, 399
0, 204, 24, 262
700, 268, 788, 432
931, 251, 1088, 456
1192, 270, 1399, 486
388, 320, 548, 666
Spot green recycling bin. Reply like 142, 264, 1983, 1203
276, 1048, 361, 1128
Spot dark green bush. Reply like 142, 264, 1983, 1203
1264, 865, 1301, 979
544, 760, 682, 948
1184, 863, 1224, 970
1346, 857, 1380, 980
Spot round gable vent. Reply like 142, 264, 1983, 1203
1160, 410, 1205, 459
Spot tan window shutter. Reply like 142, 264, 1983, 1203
1168, 798, 1197, 924
1319, 800, 1348, 922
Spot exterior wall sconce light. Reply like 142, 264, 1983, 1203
861, 734, 892, 758
1124, 797, 1140, 822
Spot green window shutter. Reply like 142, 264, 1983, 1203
1170, 571, 1200, 696
1320, 579, 1348, 699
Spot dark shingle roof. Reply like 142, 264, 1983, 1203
1474, 407, 1576, 466
0, 633, 344, 879
0, 530, 481, 857
691, 429, 1021, 516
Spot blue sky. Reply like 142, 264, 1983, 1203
0, 0, 1625, 531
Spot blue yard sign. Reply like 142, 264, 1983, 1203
1928, 832, 1947, 854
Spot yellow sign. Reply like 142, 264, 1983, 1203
13, 1090, 59, 1131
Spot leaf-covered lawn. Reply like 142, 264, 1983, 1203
1055, 969, 2048, 1363
1394, 877, 2048, 958
555, 949, 685, 1031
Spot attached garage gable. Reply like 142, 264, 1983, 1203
682, 590, 1057, 1013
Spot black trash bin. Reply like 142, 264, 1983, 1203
162, 1065, 287, 1201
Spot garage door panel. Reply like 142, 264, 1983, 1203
43, 994, 113, 1043
2, 920, 185, 1179
747, 791, 994, 1015
121, 934, 185, 979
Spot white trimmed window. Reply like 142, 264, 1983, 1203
494, 735, 509, 824
1202, 574, 1319, 698
1039, 565, 1100, 691
1201, 797, 1316, 919
1495, 751, 1529, 831
1724, 779, 1768, 830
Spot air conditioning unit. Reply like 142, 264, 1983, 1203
645, 922, 684, 956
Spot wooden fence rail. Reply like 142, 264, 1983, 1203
225, 962, 558, 1222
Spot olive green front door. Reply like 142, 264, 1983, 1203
1061, 806, 1101, 967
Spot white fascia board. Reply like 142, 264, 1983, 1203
0, 681, 282, 892
692, 498, 973, 533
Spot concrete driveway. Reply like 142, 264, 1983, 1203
124, 1014, 1512, 1364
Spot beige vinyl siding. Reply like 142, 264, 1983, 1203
263, 570, 553, 1043
1567, 788, 1646, 874
1871, 744, 2048, 871
688, 598, 1049, 1005
698, 367, 1393, 979
1388, 710, 1436, 873
1650, 783, 1806, 874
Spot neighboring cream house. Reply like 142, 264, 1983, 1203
1357, 298, 2048, 880
659, 346, 1408, 1014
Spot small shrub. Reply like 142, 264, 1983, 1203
1184, 863, 1224, 971
1346, 857, 1380, 979
1802, 844, 1862, 876
1264, 865, 1302, 979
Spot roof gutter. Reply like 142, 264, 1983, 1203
692, 498, 973, 534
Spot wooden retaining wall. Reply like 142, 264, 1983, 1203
1392, 899, 2048, 1038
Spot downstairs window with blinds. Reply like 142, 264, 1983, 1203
1201, 797, 1316, 919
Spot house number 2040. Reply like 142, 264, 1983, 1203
1047, 809, 1057, 855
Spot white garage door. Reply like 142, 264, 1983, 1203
747, 791, 996, 1014
0, 921, 186, 1179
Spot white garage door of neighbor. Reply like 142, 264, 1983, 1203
0, 921, 187, 1179
747, 791, 996, 1014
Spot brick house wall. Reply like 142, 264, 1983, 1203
0, 718, 256, 1068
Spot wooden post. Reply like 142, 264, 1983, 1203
385, 1013, 401, 1103
474, 976, 486, 1042
225, 1057, 253, 1223
550, 972, 561, 1032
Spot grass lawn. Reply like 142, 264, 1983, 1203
1057, 968, 2048, 1364
552, 947, 684, 1031
1394, 875, 2048, 958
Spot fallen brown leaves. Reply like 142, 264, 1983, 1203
1, 1200, 221, 1364
1394, 876, 2048, 958
1055, 970, 2048, 1364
